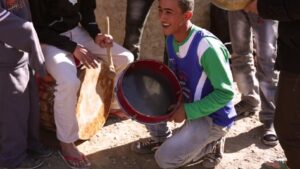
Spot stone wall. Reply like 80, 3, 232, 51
95, 0, 210, 61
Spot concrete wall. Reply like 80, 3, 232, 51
95, 0, 210, 61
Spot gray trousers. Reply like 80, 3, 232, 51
123, 0, 154, 60
147, 117, 227, 169
228, 11, 279, 123
0, 59, 41, 168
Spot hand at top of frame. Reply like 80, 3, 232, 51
244, 0, 258, 14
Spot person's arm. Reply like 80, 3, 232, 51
0, 7, 38, 52
257, 0, 300, 21
184, 39, 234, 120
80, 0, 101, 40
35, 27, 77, 53
29, 0, 77, 53
81, 1, 113, 51
0, 7, 45, 76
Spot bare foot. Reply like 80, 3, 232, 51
60, 142, 91, 169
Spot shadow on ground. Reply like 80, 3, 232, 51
39, 116, 275, 169
39, 120, 206, 169
225, 125, 275, 153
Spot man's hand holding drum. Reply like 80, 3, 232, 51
169, 103, 187, 123
73, 45, 99, 69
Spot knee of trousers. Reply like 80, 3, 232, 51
120, 51, 134, 65
114, 52, 134, 76
58, 77, 80, 91
155, 148, 185, 169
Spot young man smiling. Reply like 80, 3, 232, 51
131, 0, 237, 168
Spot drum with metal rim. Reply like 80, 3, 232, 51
116, 60, 182, 124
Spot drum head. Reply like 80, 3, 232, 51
117, 60, 182, 124
38, 62, 113, 140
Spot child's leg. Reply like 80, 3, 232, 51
130, 122, 172, 154
146, 122, 172, 142
154, 117, 227, 169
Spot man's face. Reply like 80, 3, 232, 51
158, 0, 187, 36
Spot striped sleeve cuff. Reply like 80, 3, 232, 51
0, 10, 10, 22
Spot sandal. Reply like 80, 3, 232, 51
262, 161, 289, 169
58, 151, 91, 169
262, 127, 278, 146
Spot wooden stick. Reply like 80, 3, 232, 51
106, 16, 115, 74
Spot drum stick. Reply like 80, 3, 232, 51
106, 16, 116, 76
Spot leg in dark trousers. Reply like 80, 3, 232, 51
27, 69, 42, 150
0, 65, 30, 168
274, 71, 300, 169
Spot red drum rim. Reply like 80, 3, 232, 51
116, 59, 182, 124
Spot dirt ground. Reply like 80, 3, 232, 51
39, 84, 286, 169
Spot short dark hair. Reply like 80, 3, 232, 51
177, 0, 194, 13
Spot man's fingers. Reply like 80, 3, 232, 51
75, 47, 100, 69
168, 116, 174, 122
84, 53, 100, 68
89, 53, 99, 61
83, 62, 91, 69
168, 104, 177, 112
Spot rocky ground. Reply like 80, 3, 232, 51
38, 84, 286, 169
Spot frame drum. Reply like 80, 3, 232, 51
38, 62, 114, 140
116, 60, 182, 124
